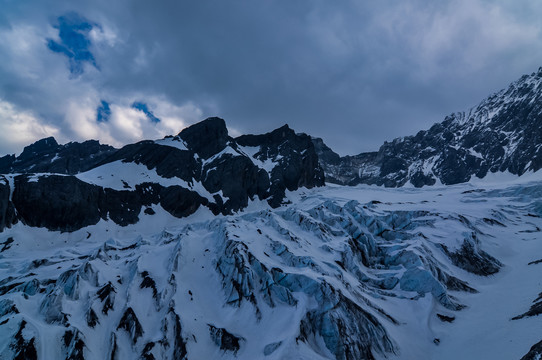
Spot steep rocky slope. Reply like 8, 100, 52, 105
0, 117, 324, 232
316, 68, 542, 187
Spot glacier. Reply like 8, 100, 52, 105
1, 173, 542, 359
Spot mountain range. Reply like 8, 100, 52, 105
1, 68, 542, 359
314, 67, 542, 187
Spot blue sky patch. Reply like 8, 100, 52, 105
131, 102, 160, 123
47, 12, 98, 75
96, 100, 111, 123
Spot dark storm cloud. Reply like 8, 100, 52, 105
1, 0, 542, 155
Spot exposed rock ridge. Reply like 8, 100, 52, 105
0, 137, 116, 175
316, 67, 542, 187
0, 117, 324, 232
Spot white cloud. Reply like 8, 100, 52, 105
109, 105, 146, 141
0, 19, 204, 153
150, 97, 202, 134
0, 100, 61, 155
66, 99, 111, 144
64, 96, 203, 149
89, 24, 118, 47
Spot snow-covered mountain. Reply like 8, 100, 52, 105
2, 67, 542, 359
316, 67, 542, 187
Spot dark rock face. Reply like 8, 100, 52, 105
159, 186, 208, 217
0, 154, 15, 172
0, 117, 325, 232
117, 307, 144, 344
0, 137, 116, 175
440, 237, 502, 276
236, 124, 325, 207
0, 176, 17, 231
311, 137, 341, 166
86, 308, 99, 327
170, 308, 188, 360
0, 299, 19, 317
316, 67, 542, 187
11, 320, 38, 360
97, 282, 116, 315
12, 175, 104, 231
202, 154, 268, 213
141, 342, 156, 360
101, 141, 197, 182
436, 314, 455, 323
103, 188, 145, 226
63, 329, 86, 360
179, 117, 229, 159
512, 299, 542, 320
513, 286, 542, 321
208, 324, 244, 354
109, 333, 118, 360
95, 118, 323, 215
9, 175, 207, 232
0, 237, 14, 252
521, 339, 542, 360
139, 271, 158, 300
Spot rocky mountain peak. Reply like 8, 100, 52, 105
311, 137, 341, 165
268, 124, 293, 139
19, 136, 59, 156
179, 116, 229, 159
0, 118, 324, 232
316, 66, 542, 187
0, 137, 116, 175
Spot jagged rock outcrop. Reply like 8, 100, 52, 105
12, 175, 104, 231
117, 307, 144, 344
0, 117, 324, 232
237, 124, 324, 207
316, 67, 542, 187
0, 137, 116, 174
180, 117, 230, 159
62, 329, 86, 360
208, 325, 244, 354
521, 339, 542, 360
0, 176, 17, 231
10, 320, 38, 360
440, 235, 501, 276
10, 175, 207, 231
105, 118, 323, 213
100, 140, 198, 182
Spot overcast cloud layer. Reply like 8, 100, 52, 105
1, 0, 542, 156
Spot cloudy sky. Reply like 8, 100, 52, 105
1, 0, 542, 156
